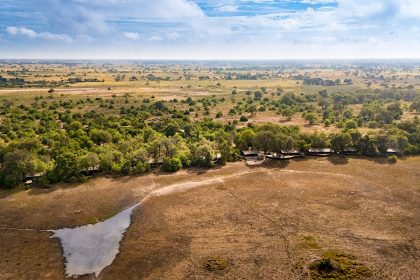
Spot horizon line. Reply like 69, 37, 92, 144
1, 57, 420, 61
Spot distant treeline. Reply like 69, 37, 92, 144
292, 75, 353, 86
225, 72, 271, 80
0, 76, 103, 88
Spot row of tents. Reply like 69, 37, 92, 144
241, 147, 400, 161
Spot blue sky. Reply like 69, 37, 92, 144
1, 0, 420, 59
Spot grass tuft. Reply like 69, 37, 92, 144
204, 256, 229, 272
309, 251, 372, 279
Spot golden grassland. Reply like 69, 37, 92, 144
0, 157, 419, 279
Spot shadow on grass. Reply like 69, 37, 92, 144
326, 154, 402, 166
327, 155, 349, 165
184, 163, 225, 175
262, 159, 291, 169
346, 155, 399, 165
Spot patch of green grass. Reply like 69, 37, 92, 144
204, 256, 229, 272
309, 251, 372, 280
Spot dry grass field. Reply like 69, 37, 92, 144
1, 156, 419, 279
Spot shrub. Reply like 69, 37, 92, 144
324, 119, 331, 127
345, 120, 358, 130
304, 112, 318, 125
388, 155, 398, 164
162, 158, 182, 172
368, 121, 377, 128
239, 115, 248, 122
204, 257, 228, 272
309, 251, 372, 280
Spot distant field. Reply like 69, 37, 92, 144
1, 62, 419, 135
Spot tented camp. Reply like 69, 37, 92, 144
341, 147, 357, 155
308, 148, 335, 156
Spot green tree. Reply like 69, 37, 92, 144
68, 121, 83, 131
310, 132, 329, 148
235, 128, 256, 150
304, 112, 318, 125
212, 130, 235, 163
270, 133, 287, 154
247, 105, 257, 116
162, 158, 183, 172
50, 151, 82, 182
363, 136, 380, 157
254, 91, 263, 101
1, 150, 47, 188
343, 110, 353, 119
348, 129, 362, 148
318, 98, 329, 110
164, 122, 180, 137
89, 129, 112, 145
122, 148, 149, 175
330, 132, 352, 153
98, 146, 124, 173
192, 143, 215, 167
254, 131, 276, 153
319, 89, 328, 98
409, 98, 420, 112
345, 120, 358, 130
80, 152, 100, 171
386, 102, 403, 120
281, 108, 295, 121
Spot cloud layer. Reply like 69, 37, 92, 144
6, 26, 73, 42
1, 0, 419, 59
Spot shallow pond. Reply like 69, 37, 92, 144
49, 172, 253, 278
50, 203, 139, 278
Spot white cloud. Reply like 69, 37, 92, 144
166, 32, 181, 40
338, 0, 420, 19
147, 36, 163, 42
300, 0, 337, 4
217, 5, 239, 12
123, 32, 140, 40
3, 0, 420, 59
398, 0, 420, 18
6, 26, 73, 42
31, 0, 205, 35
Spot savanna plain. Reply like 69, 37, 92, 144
0, 60, 419, 280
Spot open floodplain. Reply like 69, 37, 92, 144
0, 157, 419, 280
2, 0, 420, 278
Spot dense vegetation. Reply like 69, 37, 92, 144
0, 94, 239, 188
0, 61, 419, 189
0, 88, 419, 189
